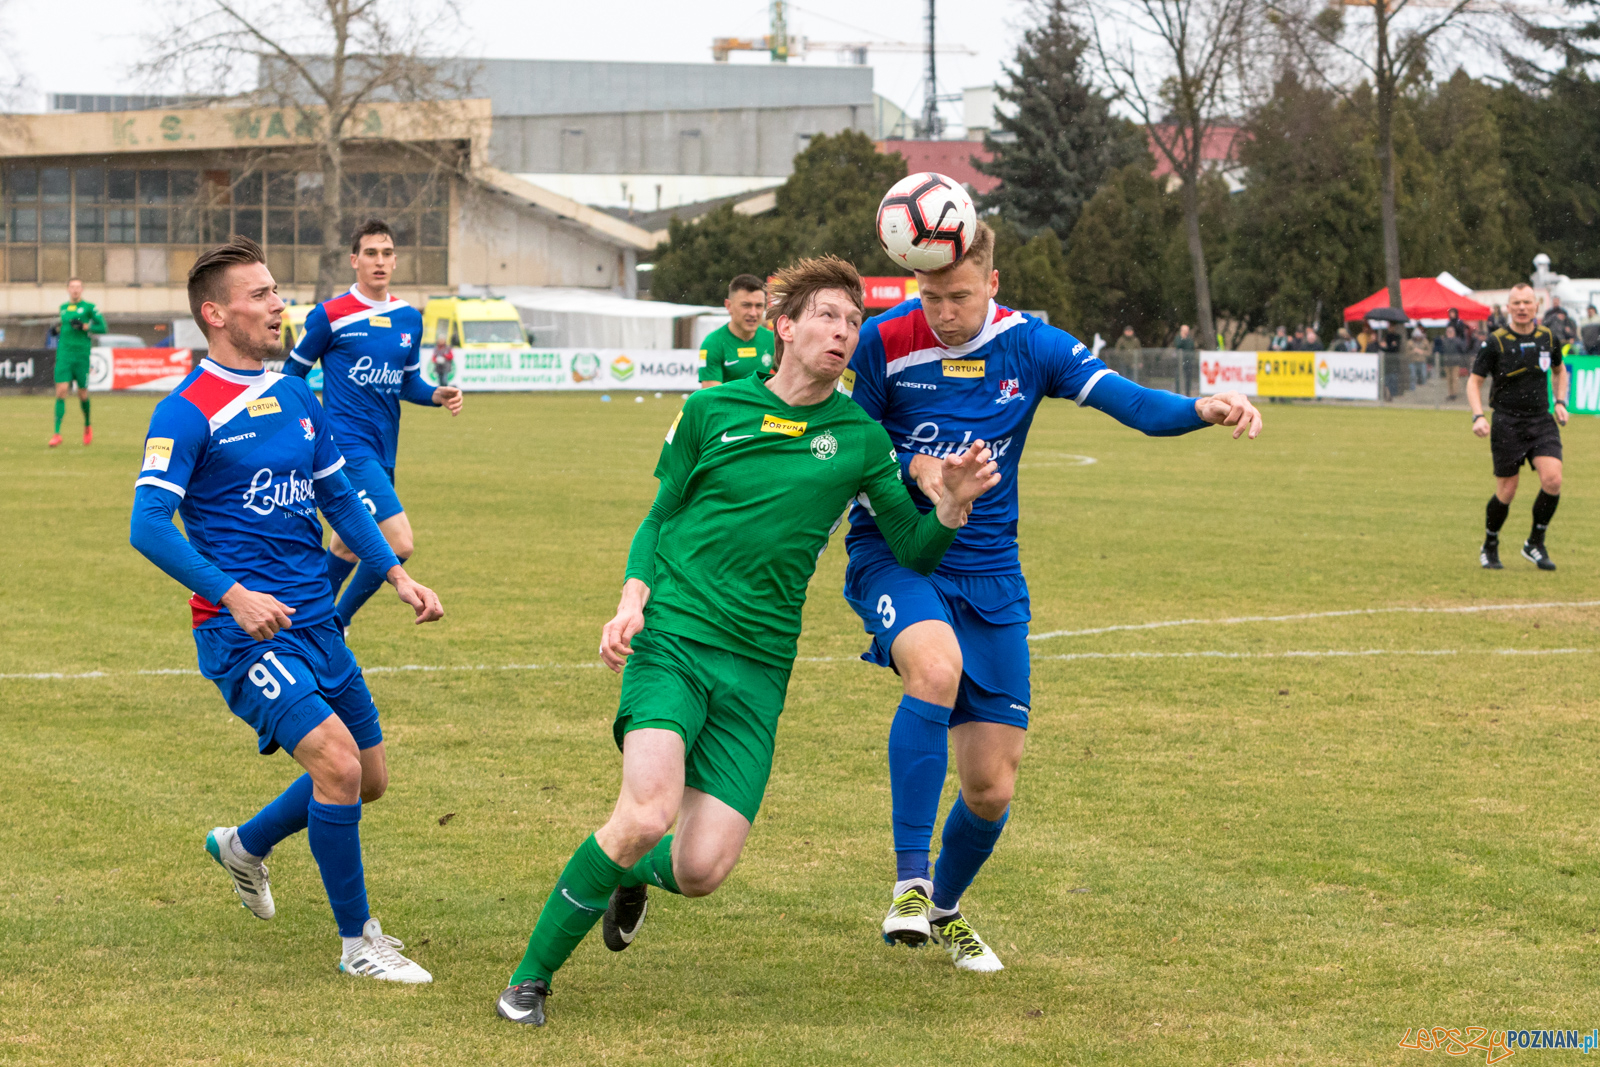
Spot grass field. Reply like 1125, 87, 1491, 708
4, 390, 1600, 1066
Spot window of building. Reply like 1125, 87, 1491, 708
1, 162, 450, 285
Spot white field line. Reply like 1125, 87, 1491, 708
1028, 599, 1600, 642
2, 647, 1595, 682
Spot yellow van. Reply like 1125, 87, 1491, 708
421, 296, 527, 350
421, 296, 538, 388
281, 303, 314, 353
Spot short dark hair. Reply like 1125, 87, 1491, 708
188, 236, 267, 338
768, 255, 864, 367
350, 218, 395, 254
729, 274, 766, 297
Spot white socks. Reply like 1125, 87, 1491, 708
229, 833, 264, 865
341, 934, 366, 956
894, 877, 932, 897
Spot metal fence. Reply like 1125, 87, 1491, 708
1096, 348, 1199, 396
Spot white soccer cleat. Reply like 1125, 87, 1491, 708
204, 826, 275, 920
339, 918, 433, 983
931, 911, 1005, 973
881, 879, 934, 947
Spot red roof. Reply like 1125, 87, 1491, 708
1148, 125, 1245, 180
876, 140, 999, 195
1344, 279, 1492, 322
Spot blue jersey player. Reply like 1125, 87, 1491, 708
843, 222, 1262, 971
130, 237, 446, 983
285, 218, 463, 631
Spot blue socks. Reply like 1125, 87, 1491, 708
887, 695, 952, 882
932, 793, 1009, 911
325, 550, 357, 596
307, 798, 369, 937
336, 555, 403, 628
236, 773, 314, 858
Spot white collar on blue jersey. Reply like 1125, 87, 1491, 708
346, 284, 408, 310
199, 357, 270, 383
927, 299, 1025, 357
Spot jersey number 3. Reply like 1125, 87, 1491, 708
248, 650, 298, 700
877, 594, 896, 629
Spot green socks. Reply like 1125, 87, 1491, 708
509, 834, 628, 987
80, 398, 90, 426
622, 834, 682, 894
53, 398, 64, 432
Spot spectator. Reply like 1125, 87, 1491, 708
1269, 326, 1290, 351
1435, 324, 1471, 400
1171, 324, 1197, 394
1114, 324, 1142, 381
1114, 325, 1141, 354
1172, 324, 1196, 353
1331, 327, 1358, 352
1355, 324, 1373, 352
1291, 326, 1307, 348
1304, 327, 1321, 350
1445, 307, 1466, 343
1489, 304, 1509, 332
1543, 295, 1577, 348
1406, 327, 1432, 389
1377, 328, 1404, 399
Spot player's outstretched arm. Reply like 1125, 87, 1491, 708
600, 578, 651, 673
1194, 391, 1264, 440
863, 433, 1002, 575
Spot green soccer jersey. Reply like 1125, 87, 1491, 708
625, 375, 959, 667
57, 300, 106, 361
697, 324, 776, 383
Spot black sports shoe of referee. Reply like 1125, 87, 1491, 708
1467, 282, 1568, 571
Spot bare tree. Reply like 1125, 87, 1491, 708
139, 0, 472, 300
1085, 0, 1260, 350
1266, 0, 1479, 312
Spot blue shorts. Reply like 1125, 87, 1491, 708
343, 454, 403, 524
842, 547, 1033, 729
195, 617, 383, 756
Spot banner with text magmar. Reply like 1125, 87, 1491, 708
422, 347, 700, 392
1199, 351, 1378, 400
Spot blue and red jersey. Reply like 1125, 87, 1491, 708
285, 286, 434, 467
136, 358, 348, 628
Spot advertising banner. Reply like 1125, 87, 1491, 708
1565, 354, 1600, 414
0, 350, 53, 391
1200, 351, 1379, 400
89, 347, 195, 392
422, 347, 700, 392
1199, 352, 1258, 395
1314, 353, 1380, 400
1258, 353, 1317, 397
860, 276, 920, 309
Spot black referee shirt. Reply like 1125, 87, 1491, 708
1471, 324, 1560, 416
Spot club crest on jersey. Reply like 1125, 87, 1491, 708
299, 417, 315, 441
996, 378, 1025, 405
810, 431, 838, 461
400, 333, 412, 347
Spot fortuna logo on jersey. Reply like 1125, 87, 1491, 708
995, 379, 1025, 405
242, 468, 316, 516
347, 355, 405, 388
299, 417, 315, 441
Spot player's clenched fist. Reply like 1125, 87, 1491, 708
219, 583, 296, 641
600, 578, 651, 673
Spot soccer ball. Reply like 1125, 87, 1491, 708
876, 172, 977, 272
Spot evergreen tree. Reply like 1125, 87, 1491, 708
975, 0, 1148, 238
1063, 163, 1175, 342
991, 219, 1074, 327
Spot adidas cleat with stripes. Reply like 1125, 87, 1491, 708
204, 826, 275, 920
602, 884, 648, 952
496, 979, 549, 1026
339, 918, 432, 983
881, 880, 934, 947
1522, 540, 1556, 571
931, 911, 1004, 973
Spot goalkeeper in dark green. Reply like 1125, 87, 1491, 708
495, 256, 1001, 1028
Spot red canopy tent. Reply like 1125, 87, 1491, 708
1344, 278, 1492, 323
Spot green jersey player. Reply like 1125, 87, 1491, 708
697, 274, 776, 386
495, 256, 1001, 1028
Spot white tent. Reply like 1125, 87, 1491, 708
458, 285, 717, 349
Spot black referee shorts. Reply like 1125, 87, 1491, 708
1490, 411, 1562, 478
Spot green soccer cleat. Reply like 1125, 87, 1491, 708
931, 911, 1004, 973
881, 880, 934, 947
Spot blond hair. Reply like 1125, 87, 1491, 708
916, 219, 995, 279
768, 255, 865, 366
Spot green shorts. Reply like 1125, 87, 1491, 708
54, 353, 89, 388
614, 628, 791, 823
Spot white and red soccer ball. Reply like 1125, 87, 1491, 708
875, 172, 977, 272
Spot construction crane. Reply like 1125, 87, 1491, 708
712, 0, 976, 65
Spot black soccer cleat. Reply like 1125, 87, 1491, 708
1480, 541, 1502, 569
496, 979, 549, 1026
1522, 540, 1556, 571
602, 884, 649, 952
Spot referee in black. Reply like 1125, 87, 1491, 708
1468, 282, 1568, 570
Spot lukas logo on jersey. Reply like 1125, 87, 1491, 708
346, 356, 405, 390
242, 468, 316, 517
899, 421, 1014, 459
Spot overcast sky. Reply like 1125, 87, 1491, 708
5, 0, 1029, 130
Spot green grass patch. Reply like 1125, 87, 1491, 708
2, 393, 1598, 1065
